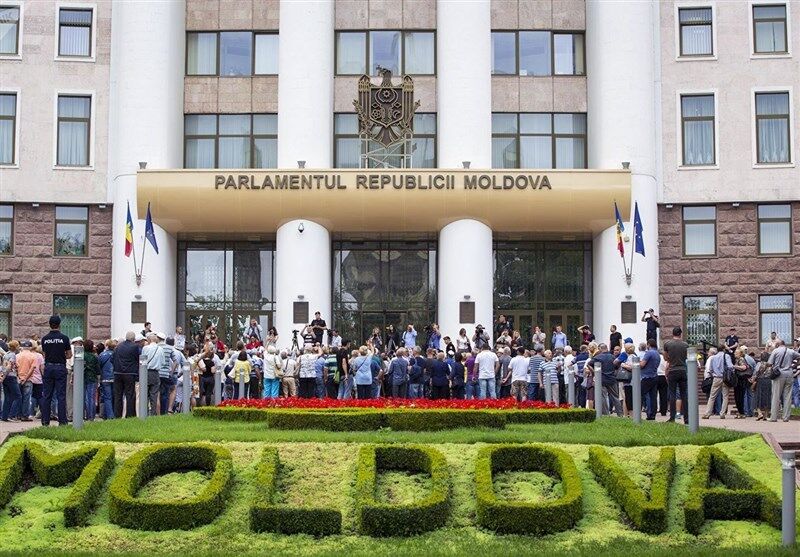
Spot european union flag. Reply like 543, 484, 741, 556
144, 202, 159, 255
633, 201, 645, 257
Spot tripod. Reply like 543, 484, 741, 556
291, 331, 301, 355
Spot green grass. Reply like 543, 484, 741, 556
22, 414, 749, 447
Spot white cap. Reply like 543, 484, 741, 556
135, 333, 145, 342
156, 331, 166, 340
71, 336, 84, 344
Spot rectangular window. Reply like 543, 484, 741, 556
491, 112, 587, 169
492, 31, 585, 76
219, 31, 251, 76
0, 294, 10, 338
753, 4, 787, 54
333, 113, 436, 168
187, 32, 217, 75
679, 7, 713, 56
57, 95, 91, 166
0, 92, 15, 164
54, 205, 88, 257
682, 205, 716, 256
0, 5, 20, 55
254, 33, 278, 75
335, 31, 434, 76
759, 294, 793, 345
184, 114, 277, 169
0, 204, 12, 255
58, 8, 92, 57
53, 294, 87, 339
683, 295, 718, 346
680, 94, 715, 166
758, 204, 792, 254
755, 91, 791, 164
186, 31, 278, 76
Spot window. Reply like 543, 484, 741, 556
753, 4, 788, 54
53, 295, 86, 339
56, 95, 91, 166
680, 94, 715, 166
333, 113, 437, 168
0, 5, 20, 55
759, 295, 793, 345
0, 204, 12, 255
335, 31, 435, 76
186, 31, 278, 76
184, 114, 277, 169
491, 113, 587, 169
0, 294, 10, 337
58, 8, 92, 57
758, 204, 792, 254
0, 92, 15, 164
755, 91, 791, 163
678, 7, 713, 56
491, 31, 585, 76
682, 206, 716, 256
54, 205, 88, 256
683, 296, 718, 346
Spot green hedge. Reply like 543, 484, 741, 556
355, 444, 451, 537
108, 443, 233, 531
0, 444, 26, 509
684, 446, 781, 535
63, 445, 116, 527
475, 444, 583, 535
249, 446, 341, 536
195, 406, 594, 431
588, 446, 675, 534
26, 443, 104, 487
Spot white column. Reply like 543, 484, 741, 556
277, 0, 334, 168
438, 220, 493, 343
587, 0, 660, 342
437, 0, 491, 168
108, 0, 184, 337
275, 220, 331, 347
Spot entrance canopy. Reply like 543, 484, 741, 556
137, 168, 630, 235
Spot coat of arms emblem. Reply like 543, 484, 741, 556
353, 67, 421, 148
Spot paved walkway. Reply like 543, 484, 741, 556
0, 419, 40, 445
652, 407, 800, 439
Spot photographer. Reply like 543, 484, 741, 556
531, 326, 546, 352
641, 309, 660, 342
384, 325, 399, 353
244, 318, 263, 344
495, 315, 510, 340
426, 323, 441, 351
368, 327, 383, 352
301, 324, 315, 347
329, 329, 342, 348
456, 328, 471, 353
265, 327, 278, 348
472, 325, 490, 351
402, 324, 417, 348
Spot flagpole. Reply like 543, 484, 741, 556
139, 233, 147, 285
131, 233, 139, 286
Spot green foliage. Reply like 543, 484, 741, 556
355, 444, 451, 537
504, 408, 596, 424
684, 446, 782, 535
475, 444, 583, 535
62, 445, 116, 527
26, 443, 103, 487
588, 446, 675, 534
108, 443, 232, 531
0, 444, 26, 509
383, 409, 505, 431
193, 406, 270, 422
249, 446, 341, 536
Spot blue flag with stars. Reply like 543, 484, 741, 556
144, 202, 159, 255
633, 201, 645, 257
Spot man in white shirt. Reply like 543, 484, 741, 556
141, 333, 164, 416
475, 345, 499, 400
509, 347, 530, 402
174, 326, 186, 352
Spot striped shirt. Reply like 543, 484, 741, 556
540, 361, 559, 384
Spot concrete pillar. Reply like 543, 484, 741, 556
587, 0, 660, 342
277, 0, 334, 168
274, 219, 331, 344
109, 0, 184, 337
436, 0, 492, 168
438, 219, 493, 342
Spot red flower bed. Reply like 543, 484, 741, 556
219, 398, 571, 410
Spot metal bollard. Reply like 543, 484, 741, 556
567, 370, 575, 407
594, 362, 603, 419
631, 355, 641, 425
238, 372, 245, 401
138, 353, 148, 420
782, 450, 796, 546
213, 370, 222, 405
686, 346, 699, 434
182, 363, 191, 415
72, 344, 85, 429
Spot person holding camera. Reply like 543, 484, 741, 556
385, 325, 399, 353
531, 326, 546, 352
456, 328, 471, 353
641, 309, 660, 342
472, 325, 490, 351
426, 324, 441, 351
402, 324, 417, 348
368, 327, 383, 352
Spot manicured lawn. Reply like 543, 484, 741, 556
23, 414, 748, 446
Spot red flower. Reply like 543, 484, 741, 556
219, 398, 570, 410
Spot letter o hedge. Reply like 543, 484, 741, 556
108, 443, 232, 530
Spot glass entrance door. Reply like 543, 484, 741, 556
186, 310, 227, 349
545, 312, 583, 349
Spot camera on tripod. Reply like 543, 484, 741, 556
423, 324, 433, 333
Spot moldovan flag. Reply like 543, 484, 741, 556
124, 201, 134, 257
614, 202, 625, 258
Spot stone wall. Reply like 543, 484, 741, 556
0, 204, 112, 341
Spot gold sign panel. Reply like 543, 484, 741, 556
136, 169, 631, 235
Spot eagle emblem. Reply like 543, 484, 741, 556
353, 67, 420, 147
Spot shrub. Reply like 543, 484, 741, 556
26, 443, 105, 487
588, 446, 675, 534
475, 444, 583, 535
63, 445, 116, 527
355, 444, 451, 537
0, 444, 26, 509
194, 406, 270, 422
249, 446, 341, 536
108, 443, 233, 530
684, 446, 781, 535
383, 409, 505, 431
268, 409, 386, 431
504, 408, 596, 424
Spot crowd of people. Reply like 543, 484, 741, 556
1, 313, 799, 425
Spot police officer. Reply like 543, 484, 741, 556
40, 315, 72, 426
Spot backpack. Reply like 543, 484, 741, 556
722, 355, 737, 387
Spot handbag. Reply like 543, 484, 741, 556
770, 349, 789, 380
615, 369, 632, 382
701, 376, 713, 396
